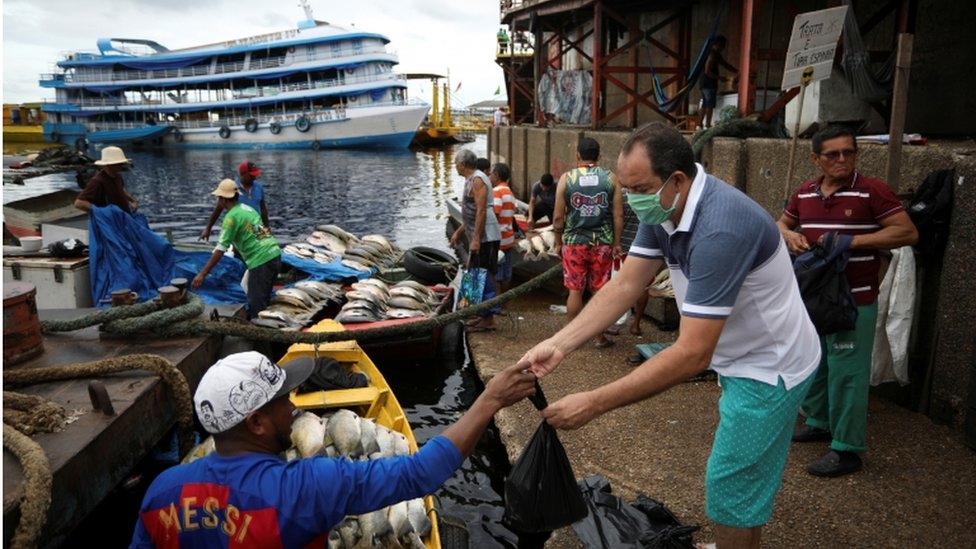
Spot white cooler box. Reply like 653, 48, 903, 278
3, 256, 93, 309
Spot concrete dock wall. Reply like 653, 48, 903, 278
490, 125, 976, 445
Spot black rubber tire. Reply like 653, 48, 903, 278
310, 140, 321, 150
50, 131, 61, 143
437, 514, 470, 549
295, 116, 311, 132
269, 122, 281, 135
151, 136, 163, 146
219, 126, 231, 139
402, 246, 458, 285
173, 128, 184, 142
244, 118, 258, 132
74, 137, 88, 151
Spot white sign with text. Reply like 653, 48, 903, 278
781, 5, 849, 90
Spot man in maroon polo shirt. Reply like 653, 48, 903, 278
777, 125, 917, 477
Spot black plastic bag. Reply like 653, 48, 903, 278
573, 475, 699, 549
504, 381, 587, 532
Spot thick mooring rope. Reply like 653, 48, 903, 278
3, 424, 52, 549
2, 392, 67, 435
3, 354, 195, 456
152, 263, 564, 343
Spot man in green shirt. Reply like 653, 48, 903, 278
192, 179, 281, 317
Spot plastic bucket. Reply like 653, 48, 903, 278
3, 281, 44, 365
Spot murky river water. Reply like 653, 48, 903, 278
31, 136, 523, 547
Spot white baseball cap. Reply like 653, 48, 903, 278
193, 352, 315, 434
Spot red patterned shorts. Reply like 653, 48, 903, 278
562, 244, 613, 292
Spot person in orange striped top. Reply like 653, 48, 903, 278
491, 162, 518, 295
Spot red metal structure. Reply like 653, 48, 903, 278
499, 0, 915, 130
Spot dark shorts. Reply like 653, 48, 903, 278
470, 241, 500, 273
533, 203, 553, 223
562, 244, 613, 292
700, 86, 718, 108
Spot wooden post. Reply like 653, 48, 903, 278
784, 67, 814, 203
885, 33, 914, 189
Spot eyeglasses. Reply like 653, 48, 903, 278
818, 149, 857, 161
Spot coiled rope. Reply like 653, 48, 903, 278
2, 424, 52, 549
2, 392, 66, 435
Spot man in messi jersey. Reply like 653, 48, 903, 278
778, 125, 917, 477
552, 137, 623, 349
519, 122, 821, 549
192, 178, 281, 316
131, 351, 536, 548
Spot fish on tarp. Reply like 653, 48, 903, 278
388, 286, 432, 304
385, 308, 427, 320
341, 258, 374, 273
387, 295, 432, 312
362, 234, 395, 253
345, 290, 386, 310
315, 224, 359, 245
275, 287, 316, 307
295, 280, 343, 301
351, 282, 390, 301
309, 231, 349, 254
335, 307, 381, 324
291, 411, 327, 458
393, 280, 436, 299
358, 278, 391, 292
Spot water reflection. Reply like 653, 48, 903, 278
7, 137, 484, 253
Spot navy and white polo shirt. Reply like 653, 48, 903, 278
629, 164, 820, 388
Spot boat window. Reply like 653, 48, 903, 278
331, 41, 341, 57
352, 39, 363, 55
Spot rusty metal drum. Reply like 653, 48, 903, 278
3, 281, 44, 365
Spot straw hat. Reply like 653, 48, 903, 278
211, 178, 239, 198
94, 146, 132, 166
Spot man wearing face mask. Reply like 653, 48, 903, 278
517, 122, 821, 549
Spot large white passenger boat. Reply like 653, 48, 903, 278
39, 1, 428, 150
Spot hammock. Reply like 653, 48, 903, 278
648, 4, 726, 113
840, 0, 895, 103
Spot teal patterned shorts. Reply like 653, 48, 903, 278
705, 374, 813, 527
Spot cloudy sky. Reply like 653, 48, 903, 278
2, 0, 507, 106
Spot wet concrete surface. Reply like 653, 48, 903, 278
467, 291, 976, 548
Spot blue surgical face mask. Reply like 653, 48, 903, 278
626, 174, 679, 225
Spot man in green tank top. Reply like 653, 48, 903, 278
192, 179, 282, 317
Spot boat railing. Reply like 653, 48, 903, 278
80, 100, 423, 131
57, 72, 407, 110
60, 44, 394, 84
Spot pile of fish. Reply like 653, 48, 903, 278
515, 227, 558, 261
252, 280, 344, 330
291, 408, 433, 549
335, 279, 443, 324
282, 224, 402, 273
180, 407, 433, 549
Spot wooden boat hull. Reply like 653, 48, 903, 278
280, 319, 442, 548
3, 189, 85, 238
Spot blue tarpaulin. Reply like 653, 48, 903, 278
280, 253, 373, 283
88, 206, 247, 307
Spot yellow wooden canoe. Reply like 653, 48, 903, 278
280, 318, 442, 549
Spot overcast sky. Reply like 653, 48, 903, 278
2, 0, 507, 106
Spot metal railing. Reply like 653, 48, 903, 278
49, 72, 408, 110
57, 42, 394, 84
